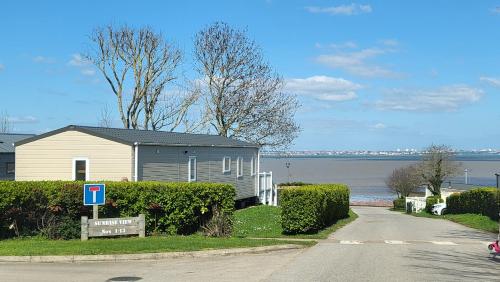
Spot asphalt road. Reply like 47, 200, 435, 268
1, 207, 498, 282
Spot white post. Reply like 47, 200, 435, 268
263, 173, 267, 205
93, 205, 98, 219
464, 169, 468, 185
134, 142, 139, 182
256, 151, 261, 197
273, 184, 278, 206
268, 171, 273, 205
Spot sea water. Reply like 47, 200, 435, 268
261, 156, 500, 202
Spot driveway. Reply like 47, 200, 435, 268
1, 207, 498, 282
268, 207, 499, 281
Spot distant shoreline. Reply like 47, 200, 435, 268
262, 155, 500, 161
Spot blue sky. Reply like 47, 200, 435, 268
1, 1, 500, 150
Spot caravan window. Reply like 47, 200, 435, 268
222, 156, 231, 173
73, 159, 88, 181
188, 157, 197, 182
237, 157, 243, 178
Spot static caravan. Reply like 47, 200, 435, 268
0, 133, 34, 180
15, 125, 260, 200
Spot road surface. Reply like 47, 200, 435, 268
1, 207, 498, 282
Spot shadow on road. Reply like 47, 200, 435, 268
404, 248, 499, 281
436, 228, 496, 241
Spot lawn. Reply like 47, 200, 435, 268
411, 212, 499, 234
0, 235, 314, 256
234, 205, 358, 239
0, 205, 357, 256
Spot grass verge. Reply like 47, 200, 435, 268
410, 212, 499, 234
0, 235, 314, 256
234, 205, 358, 239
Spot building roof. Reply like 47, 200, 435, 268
0, 133, 35, 153
15, 125, 260, 148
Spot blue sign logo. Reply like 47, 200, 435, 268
83, 184, 106, 206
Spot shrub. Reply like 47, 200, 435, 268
425, 196, 443, 213
280, 184, 349, 234
202, 205, 233, 237
447, 187, 499, 220
393, 198, 406, 210
0, 181, 235, 239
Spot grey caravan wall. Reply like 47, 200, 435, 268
0, 153, 15, 180
137, 145, 259, 200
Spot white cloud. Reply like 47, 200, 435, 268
315, 41, 358, 49
68, 54, 90, 67
285, 76, 362, 102
306, 4, 372, 15
33, 56, 55, 64
68, 54, 97, 77
480, 76, 500, 87
379, 39, 399, 47
374, 85, 483, 111
81, 69, 96, 76
0, 63, 4, 71
316, 47, 400, 78
491, 7, 500, 14
7, 115, 39, 124
372, 123, 387, 129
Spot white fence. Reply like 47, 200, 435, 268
258, 172, 277, 206
405, 197, 426, 213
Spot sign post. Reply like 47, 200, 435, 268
83, 184, 105, 219
81, 183, 145, 241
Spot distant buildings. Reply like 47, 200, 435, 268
0, 133, 35, 180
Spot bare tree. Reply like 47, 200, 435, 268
386, 165, 422, 198
98, 104, 113, 128
85, 25, 185, 130
0, 111, 12, 133
193, 22, 300, 148
151, 82, 200, 131
419, 144, 460, 196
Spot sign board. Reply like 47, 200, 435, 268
81, 214, 145, 241
83, 184, 105, 206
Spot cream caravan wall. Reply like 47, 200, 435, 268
15, 130, 133, 181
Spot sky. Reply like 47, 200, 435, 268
1, 0, 500, 150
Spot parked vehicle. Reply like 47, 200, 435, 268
431, 203, 447, 215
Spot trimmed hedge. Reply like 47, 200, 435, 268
0, 181, 235, 239
425, 196, 443, 213
280, 184, 349, 234
447, 187, 499, 220
393, 198, 406, 210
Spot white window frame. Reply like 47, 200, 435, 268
222, 156, 231, 173
72, 157, 89, 181
237, 157, 243, 178
250, 157, 256, 176
188, 156, 197, 182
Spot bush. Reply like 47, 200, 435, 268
202, 205, 233, 237
0, 181, 235, 239
393, 198, 406, 210
280, 184, 349, 234
447, 187, 499, 220
425, 196, 443, 213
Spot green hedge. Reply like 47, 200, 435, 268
447, 187, 499, 220
0, 181, 235, 239
393, 198, 406, 210
280, 184, 349, 234
425, 196, 443, 213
